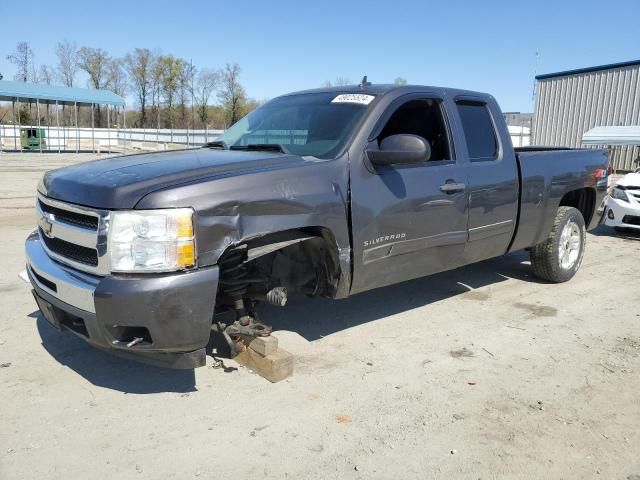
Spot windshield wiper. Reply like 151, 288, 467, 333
203, 140, 228, 150
229, 143, 289, 153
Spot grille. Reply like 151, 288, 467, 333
39, 200, 98, 230
40, 229, 99, 266
622, 215, 640, 226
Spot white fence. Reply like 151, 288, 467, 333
0, 125, 224, 152
1, 123, 532, 153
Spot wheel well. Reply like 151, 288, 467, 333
559, 188, 595, 226
218, 228, 342, 303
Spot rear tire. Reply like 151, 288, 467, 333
530, 207, 586, 283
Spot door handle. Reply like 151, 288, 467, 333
440, 181, 466, 194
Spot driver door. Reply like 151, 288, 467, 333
349, 94, 469, 294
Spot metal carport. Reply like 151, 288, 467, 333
582, 126, 640, 171
582, 126, 640, 146
0, 80, 125, 153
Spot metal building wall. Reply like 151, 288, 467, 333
533, 63, 640, 171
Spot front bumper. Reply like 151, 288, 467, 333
604, 197, 640, 230
25, 230, 219, 368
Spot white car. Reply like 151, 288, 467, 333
605, 168, 640, 230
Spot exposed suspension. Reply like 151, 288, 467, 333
219, 248, 253, 325
217, 246, 279, 355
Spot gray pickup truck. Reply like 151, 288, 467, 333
26, 83, 609, 368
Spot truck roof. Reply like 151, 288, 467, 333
280, 84, 492, 100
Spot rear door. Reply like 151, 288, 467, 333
349, 93, 469, 294
454, 97, 519, 263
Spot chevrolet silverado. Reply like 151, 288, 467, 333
26, 83, 609, 367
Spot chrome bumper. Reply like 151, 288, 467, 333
26, 228, 219, 368
25, 230, 99, 313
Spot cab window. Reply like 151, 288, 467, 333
456, 100, 498, 161
378, 98, 452, 161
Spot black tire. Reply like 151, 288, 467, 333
530, 207, 586, 283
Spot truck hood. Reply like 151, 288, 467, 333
39, 149, 315, 209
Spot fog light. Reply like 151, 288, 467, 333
608, 209, 615, 220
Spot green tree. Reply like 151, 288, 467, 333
157, 55, 184, 129
78, 47, 111, 126
150, 54, 164, 128
78, 47, 111, 89
124, 48, 154, 128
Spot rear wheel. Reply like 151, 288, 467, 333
530, 207, 586, 283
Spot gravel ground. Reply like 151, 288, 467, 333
1, 153, 639, 479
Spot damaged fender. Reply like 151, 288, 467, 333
135, 152, 353, 298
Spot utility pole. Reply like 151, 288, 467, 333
190, 59, 195, 146
531, 50, 541, 142
531, 50, 540, 104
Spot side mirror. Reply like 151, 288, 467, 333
367, 134, 431, 166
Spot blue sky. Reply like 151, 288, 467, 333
0, 0, 638, 112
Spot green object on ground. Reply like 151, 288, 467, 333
20, 128, 46, 149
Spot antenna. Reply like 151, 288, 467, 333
359, 76, 371, 88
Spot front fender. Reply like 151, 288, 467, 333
135, 155, 352, 297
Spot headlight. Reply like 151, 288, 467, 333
611, 187, 629, 202
108, 208, 195, 272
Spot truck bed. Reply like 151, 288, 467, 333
509, 147, 609, 252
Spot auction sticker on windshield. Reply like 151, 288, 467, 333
331, 94, 375, 105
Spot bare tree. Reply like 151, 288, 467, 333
334, 77, 351, 86
218, 63, 246, 126
107, 58, 127, 96
178, 60, 196, 128
37, 65, 55, 124
195, 69, 220, 127
55, 40, 79, 87
30, 64, 40, 84
124, 48, 154, 127
6, 42, 34, 82
39, 65, 55, 85
321, 77, 351, 88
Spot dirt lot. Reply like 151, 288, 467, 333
1, 153, 639, 479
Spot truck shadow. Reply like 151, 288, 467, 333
260, 250, 539, 342
34, 315, 197, 394
33, 249, 537, 393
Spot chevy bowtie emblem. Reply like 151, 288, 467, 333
39, 215, 54, 238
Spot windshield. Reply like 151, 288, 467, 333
216, 92, 375, 158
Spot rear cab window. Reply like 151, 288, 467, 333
455, 100, 499, 161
